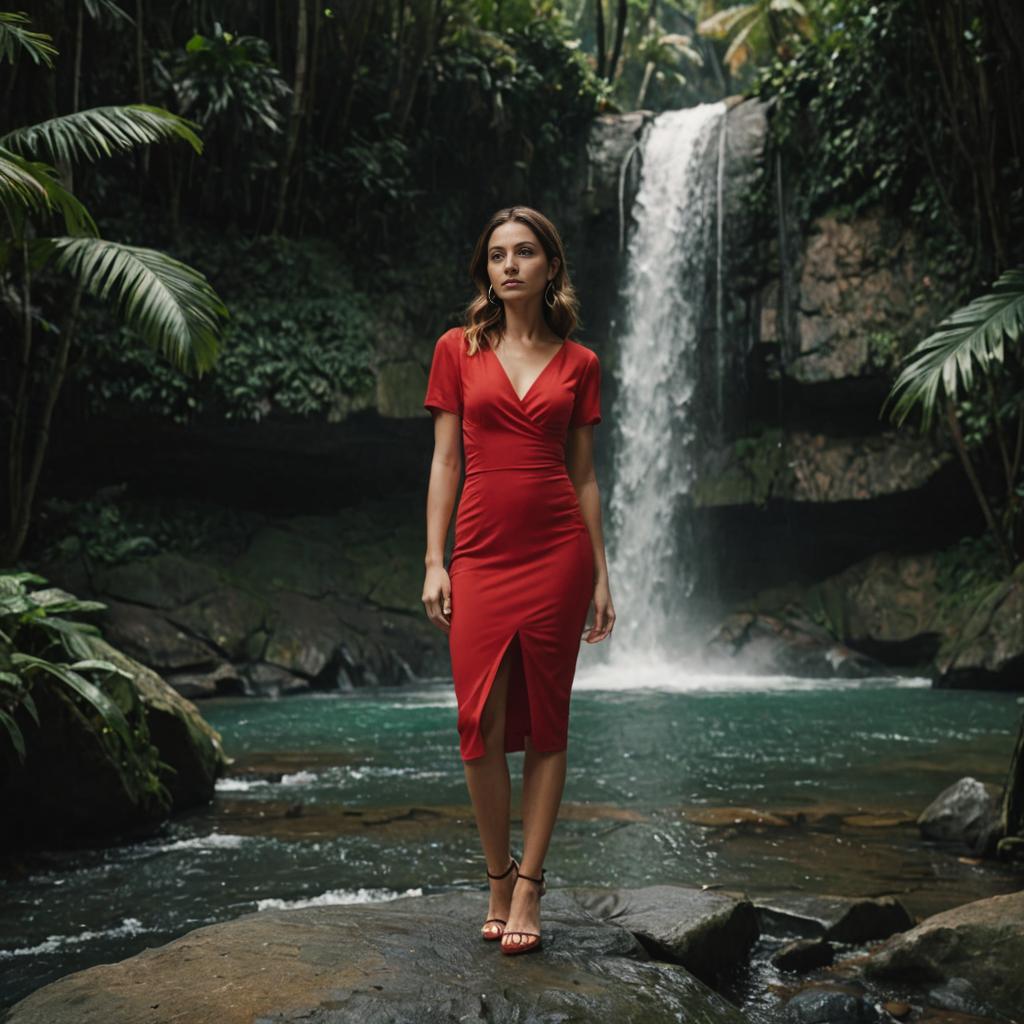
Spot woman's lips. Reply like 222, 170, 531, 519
503, 280, 523, 287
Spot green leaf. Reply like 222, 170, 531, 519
0, 709, 26, 762
0, 12, 57, 67
32, 236, 228, 373
69, 658, 134, 680
0, 148, 98, 236
11, 653, 134, 747
883, 267, 1024, 430
1, 105, 203, 165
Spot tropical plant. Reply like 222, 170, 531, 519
882, 268, 1024, 570
151, 23, 290, 225
697, 0, 818, 73
0, 571, 171, 816
0, 12, 228, 565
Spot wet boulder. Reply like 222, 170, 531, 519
567, 883, 759, 987
4, 890, 749, 1024
860, 889, 1024, 1022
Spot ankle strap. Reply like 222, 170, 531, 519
517, 867, 545, 884
486, 856, 517, 879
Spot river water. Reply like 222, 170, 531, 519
3, 671, 1021, 1011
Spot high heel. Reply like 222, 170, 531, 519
481, 854, 519, 940
500, 866, 546, 955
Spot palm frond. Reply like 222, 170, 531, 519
0, 148, 98, 236
883, 267, 1024, 430
1, 105, 202, 166
83, 0, 134, 24
34, 236, 227, 373
769, 0, 808, 14
697, 3, 759, 38
0, 12, 57, 67
723, 15, 759, 70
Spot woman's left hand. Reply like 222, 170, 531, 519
584, 578, 615, 643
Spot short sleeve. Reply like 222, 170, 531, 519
423, 330, 463, 417
569, 352, 602, 427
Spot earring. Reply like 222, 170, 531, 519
544, 281, 556, 309
488, 284, 501, 305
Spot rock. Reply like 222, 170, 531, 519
754, 893, 913, 945
93, 552, 220, 609
880, 1001, 911, 1019
772, 937, 836, 973
567, 884, 759, 987
165, 585, 268, 661
781, 208, 968, 392
706, 610, 887, 678
694, 430, 953, 509
861, 890, 1024, 1021
1, 632, 227, 848
230, 525, 354, 599
780, 985, 885, 1022
917, 777, 1003, 855
4, 891, 748, 1024
935, 561, 1024, 691
86, 636, 229, 808
243, 661, 311, 697
806, 552, 949, 664
164, 661, 245, 699
98, 599, 221, 672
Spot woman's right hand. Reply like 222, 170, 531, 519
422, 565, 453, 634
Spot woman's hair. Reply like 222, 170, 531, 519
462, 205, 580, 355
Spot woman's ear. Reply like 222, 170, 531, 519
548, 256, 560, 280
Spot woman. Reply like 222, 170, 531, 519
421, 205, 615, 956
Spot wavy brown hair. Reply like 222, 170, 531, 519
462, 205, 581, 356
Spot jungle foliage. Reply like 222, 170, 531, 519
746, 0, 1024, 567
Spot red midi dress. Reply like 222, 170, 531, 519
423, 326, 602, 761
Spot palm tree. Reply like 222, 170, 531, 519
881, 267, 1024, 571
0, 12, 228, 565
696, 0, 816, 73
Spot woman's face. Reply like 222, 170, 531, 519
485, 220, 559, 308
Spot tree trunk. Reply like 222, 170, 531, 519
595, 0, 607, 79
944, 399, 1015, 571
1001, 713, 1024, 841
273, 0, 310, 235
607, 0, 628, 82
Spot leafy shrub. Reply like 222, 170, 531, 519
71, 233, 377, 424
0, 571, 171, 815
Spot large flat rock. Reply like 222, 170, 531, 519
4, 890, 747, 1024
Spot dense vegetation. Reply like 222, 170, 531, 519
1, 0, 1022, 853
0, 1, 1019, 565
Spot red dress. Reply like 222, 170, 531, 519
423, 326, 602, 760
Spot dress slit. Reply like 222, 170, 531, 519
467, 627, 532, 759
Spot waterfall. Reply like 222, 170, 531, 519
603, 102, 727, 662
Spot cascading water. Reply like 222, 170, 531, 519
603, 102, 727, 662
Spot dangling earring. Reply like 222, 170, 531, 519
488, 284, 501, 305
544, 280, 556, 309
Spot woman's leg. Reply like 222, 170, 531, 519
463, 642, 515, 932
503, 739, 566, 947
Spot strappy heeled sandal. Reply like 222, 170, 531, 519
500, 866, 546, 955
481, 854, 519, 941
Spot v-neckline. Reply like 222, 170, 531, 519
489, 338, 567, 404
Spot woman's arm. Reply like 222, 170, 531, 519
566, 426, 615, 642
423, 410, 463, 633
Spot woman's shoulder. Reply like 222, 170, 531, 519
565, 338, 599, 364
434, 325, 468, 355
